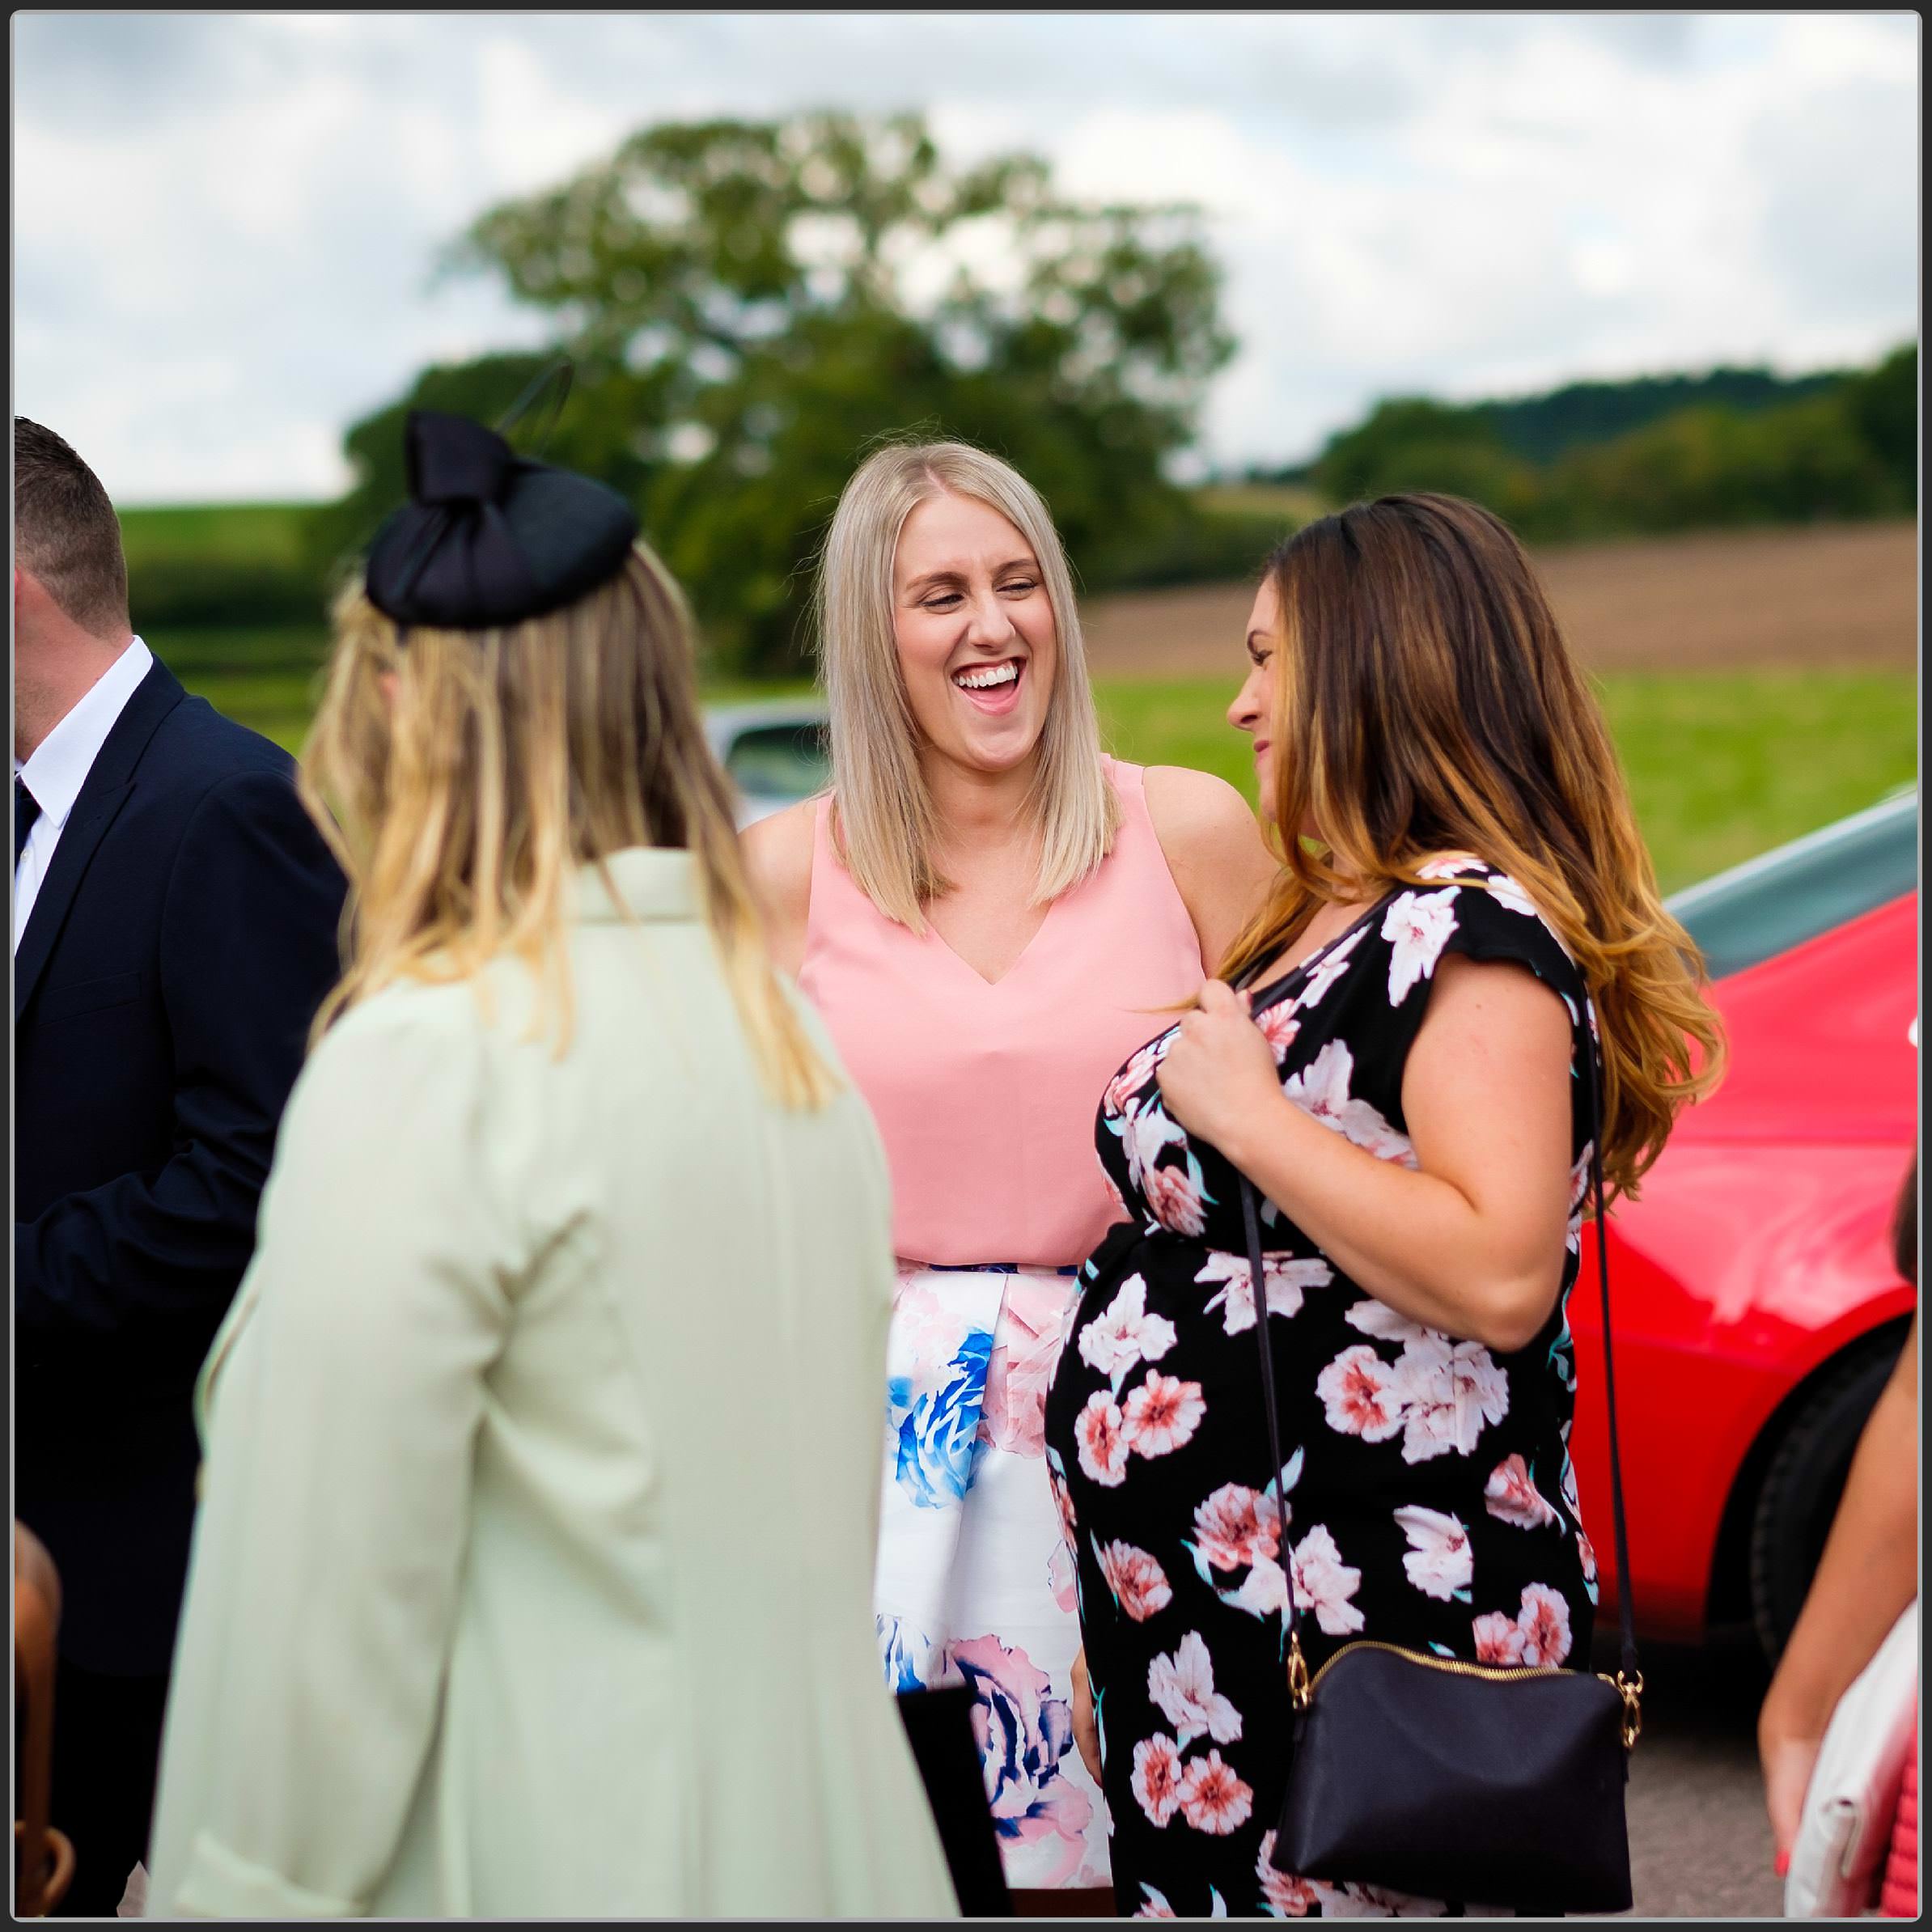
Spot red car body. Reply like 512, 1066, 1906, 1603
1570, 883, 1918, 1641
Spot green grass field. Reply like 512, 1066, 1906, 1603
148, 627, 1914, 896
118, 502, 318, 570
1096, 672, 1917, 894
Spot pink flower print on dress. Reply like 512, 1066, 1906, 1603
1143, 1158, 1212, 1238
1414, 854, 1485, 883
1566, 1146, 1593, 1254
1097, 1540, 1174, 1623
1470, 1582, 1574, 1667
1289, 1525, 1365, 1636
1344, 1298, 1429, 1346
1123, 1370, 1206, 1458
1133, 1883, 1180, 1917
1218, 1552, 1290, 1621
1197, 1251, 1333, 1335
1393, 1505, 1472, 1600
1256, 999, 1303, 1064
1298, 922, 1369, 1010
1472, 1610, 1527, 1665
1047, 1457, 1079, 1550
1106, 1033, 1171, 1119
1487, 868, 1578, 960
1147, 1630, 1244, 1748
1077, 1274, 1177, 1383
1557, 1444, 1583, 1519
1382, 888, 1461, 1002
1484, 1453, 1560, 1529
1578, 1528, 1599, 1591
1179, 1748, 1254, 1835
1191, 1482, 1282, 1573
1391, 1332, 1509, 1464
1282, 1041, 1419, 1167
1074, 1391, 1129, 1486
980, 1272, 1076, 1458
1130, 1733, 1187, 1828
1517, 1582, 1573, 1664
1257, 1833, 1322, 1917
1482, 871, 1540, 925
1121, 1103, 1187, 1194
1316, 1344, 1407, 1443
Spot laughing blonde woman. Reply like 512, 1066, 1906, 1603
745, 441, 1277, 1905
146, 413, 957, 1920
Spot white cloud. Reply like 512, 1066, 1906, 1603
11, 11, 1917, 501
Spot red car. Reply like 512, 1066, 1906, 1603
1569, 788, 1918, 1660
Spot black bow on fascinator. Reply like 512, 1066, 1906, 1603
363, 363, 639, 630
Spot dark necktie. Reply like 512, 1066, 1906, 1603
15, 774, 42, 868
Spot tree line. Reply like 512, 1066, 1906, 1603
128, 111, 1917, 676
1301, 345, 1915, 544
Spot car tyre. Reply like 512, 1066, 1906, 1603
1748, 1330, 1906, 1664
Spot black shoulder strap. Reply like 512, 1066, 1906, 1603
1242, 992, 1638, 1679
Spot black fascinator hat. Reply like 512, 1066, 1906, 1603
363, 364, 639, 631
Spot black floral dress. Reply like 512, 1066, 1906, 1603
1042, 863, 1600, 1918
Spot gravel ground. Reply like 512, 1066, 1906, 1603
1587, 1627, 1786, 1921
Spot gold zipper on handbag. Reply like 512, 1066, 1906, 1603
1287, 1631, 1643, 1748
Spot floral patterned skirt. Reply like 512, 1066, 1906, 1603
873, 1265, 1112, 1892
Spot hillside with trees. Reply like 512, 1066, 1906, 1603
1299, 345, 1915, 541
117, 108, 1915, 677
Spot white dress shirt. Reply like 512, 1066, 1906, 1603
13, 635, 154, 953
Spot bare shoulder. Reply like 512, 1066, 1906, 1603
1139, 765, 1277, 972
1142, 764, 1262, 856
739, 797, 818, 975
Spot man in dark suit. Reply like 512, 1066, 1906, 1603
12, 418, 347, 1915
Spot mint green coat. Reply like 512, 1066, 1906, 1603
146, 849, 960, 1919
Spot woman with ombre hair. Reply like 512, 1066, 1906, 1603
146, 413, 958, 1921
1045, 493, 1725, 1916
747, 439, 1277, 1905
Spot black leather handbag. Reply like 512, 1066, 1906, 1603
1245, 1025, 1642, 1914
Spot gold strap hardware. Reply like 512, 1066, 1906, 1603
1287, 1631, 1311, 1710
1616, 1669, 1644, 1750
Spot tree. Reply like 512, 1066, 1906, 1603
1310, 398, 1540, 521
332, 112, 1234, 673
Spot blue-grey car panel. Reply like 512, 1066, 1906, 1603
1664, 789, 1918, 982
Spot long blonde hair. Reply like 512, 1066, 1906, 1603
1221, 493, 1724, 1201
814, 439, 1120, 928
300, 543, 838, 1110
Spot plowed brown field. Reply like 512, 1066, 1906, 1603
1081, 519, 1918, 676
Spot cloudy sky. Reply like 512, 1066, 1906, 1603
12, 11, 1919, 503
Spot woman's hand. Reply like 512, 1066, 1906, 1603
1071, 1648, 1103, 1785
1155, 980, 1285, 1160
1757, 1705, 1822, 1874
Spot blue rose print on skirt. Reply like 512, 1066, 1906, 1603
873, 1266, 1112, 1890
878, 1613, 933, 1693
888, 1329, 995, 1510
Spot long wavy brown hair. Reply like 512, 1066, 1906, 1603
300, 543, 837, 1110
1220, 492, 1724, 1201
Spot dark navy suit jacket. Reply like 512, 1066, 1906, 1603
13, 658, 346, 1676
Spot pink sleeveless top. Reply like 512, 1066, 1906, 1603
799, 758, 1205, 1268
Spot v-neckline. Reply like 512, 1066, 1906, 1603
926, 892, 1061, 989
1240, 888, 1397, 1015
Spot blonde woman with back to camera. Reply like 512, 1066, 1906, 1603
746, 441, 1277, 1908
146, 411, 958, 1919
